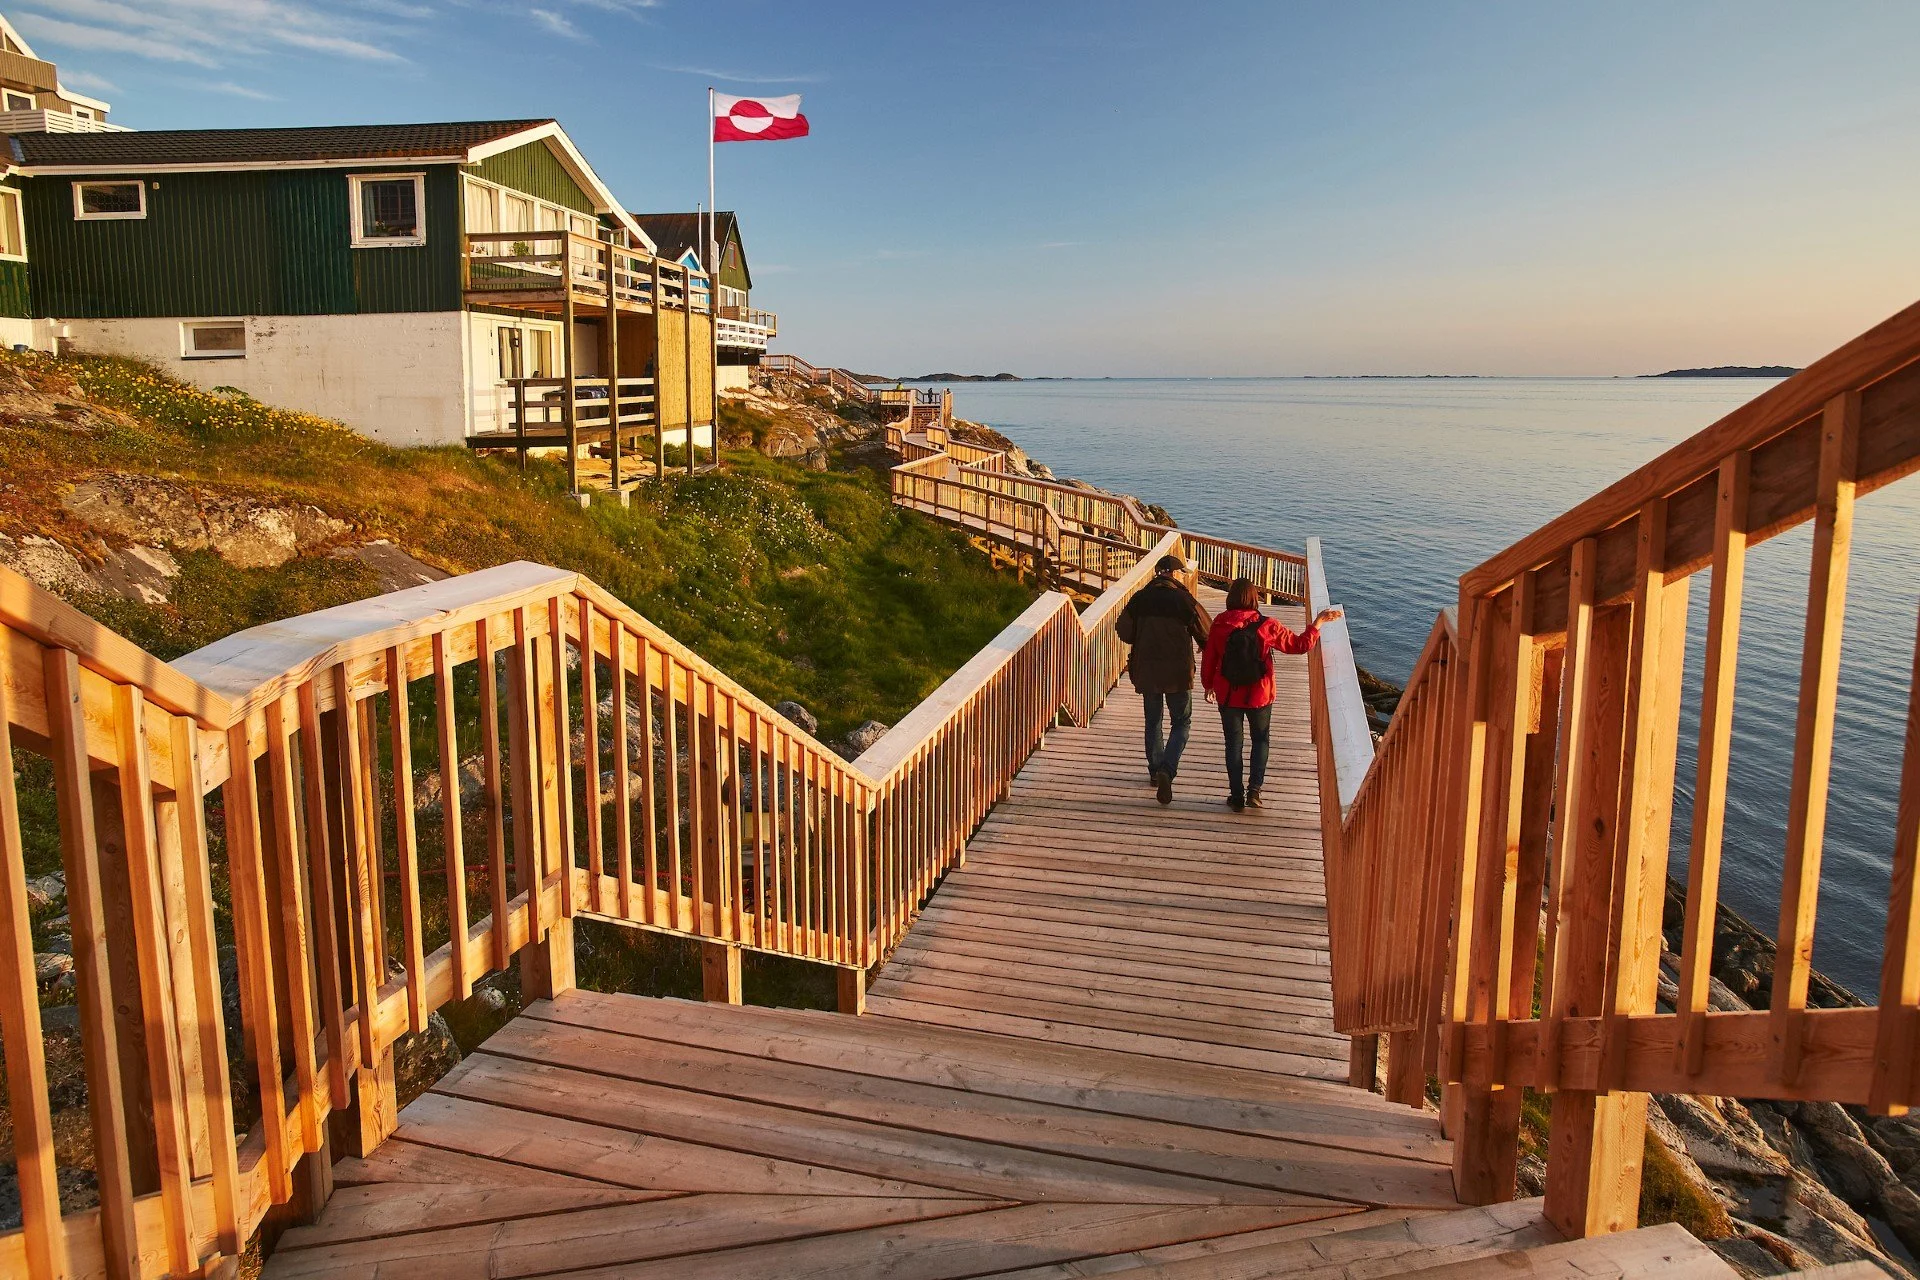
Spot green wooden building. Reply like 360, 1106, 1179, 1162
5, 119, 717, 451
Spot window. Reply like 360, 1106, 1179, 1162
570, 212, 597, 239
0, 189, 22, 260
726, 242, 739, 268
70, 106, 94, 121
73, 180, 146, 220
349, 173, 425, 247
2, 90, 32, 112
464, 179, 496, 234
181, 321, 246, 360
527, 328, 555, 378
501, 193, 533, 235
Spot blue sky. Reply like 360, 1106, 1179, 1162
21, 1, 1920, 375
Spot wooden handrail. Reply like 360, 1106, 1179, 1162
1317, 295, 1920, 1238
0, 493, 1219, 1276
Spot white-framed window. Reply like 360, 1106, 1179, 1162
460, 174, 601, 246
2, 90, 33, 112
181, 320, 247, 360
0, 187, 24, 261
70, 105, 94, 121
348, 172, 425, 247
73, 180, 146, 221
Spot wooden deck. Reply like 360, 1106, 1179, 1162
260, 608, 1737, 1277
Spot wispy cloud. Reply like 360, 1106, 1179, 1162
529, 7, 582, 38
200, 79, 280, 99
1039, 241, 1086, 249
15, 12, 218, 65
651, 63, 827, 85
57, 68, 122, 94
876, 249, 928, 261
17, 0, 408, 69
563, 0, 662, 12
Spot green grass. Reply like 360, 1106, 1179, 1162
3, 351, 1035, 742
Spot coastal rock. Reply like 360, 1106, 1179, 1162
392, 1010, 462, 1109
62, 474, 349, 568
332, 540, 448, 593
774, 699, 819, 737
34, 952, 73, 986
92, 544, 180, 604
841, 719, 889, 758
0, 532, 94, 595
24, 872, 65, 912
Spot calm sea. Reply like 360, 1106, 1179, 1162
951, 377, 1920, 996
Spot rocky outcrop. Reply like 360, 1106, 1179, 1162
331, 539, 449, 593
63, 474, 349, 569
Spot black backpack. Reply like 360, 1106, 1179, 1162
1220, 614, 1268, 688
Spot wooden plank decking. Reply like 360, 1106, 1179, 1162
266, 611, 1471, 1278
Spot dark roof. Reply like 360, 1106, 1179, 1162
633, 211, 738, 266
10, 120, 553, 169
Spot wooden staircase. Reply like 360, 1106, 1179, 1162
258, 598, 1738, 1278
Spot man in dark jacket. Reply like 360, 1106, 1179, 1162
1115, 554, 1211, 804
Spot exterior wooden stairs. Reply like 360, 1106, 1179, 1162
4, 300, 1919, 1278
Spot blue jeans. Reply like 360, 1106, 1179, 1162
1220, 705, 1272, 802
1142, 691, 1192, 778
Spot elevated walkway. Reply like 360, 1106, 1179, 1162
260, 602, 1731, 1277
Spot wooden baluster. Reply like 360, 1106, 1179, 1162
476, 618, 512, 970
0, 668, 69, 1280
726, 691, 747, 940
262, 695, 322, 1155
1440, 596, 1494, 1088
332, 666, 383, 1062
638, 636, 661, 925
431, 633, 473, 1000
611, 621, 635, 920
385, 647, 428, 1034
44, 652, 139, 1274
546, 596, 578, 920
295, 683, 350, 1105
1869, 607, 1920, 1116
663, 654, 685, 928
224, 719, 294, 1203
1774, 393, 1860, 1085
506, 607, 542, 945
579, 597, 604, 914
1540, 539, 1597, 1094
752, 713, 768, 947
172, 716, 243, 1261
686, 665, 707, 930
1676, 453, 1751, 1075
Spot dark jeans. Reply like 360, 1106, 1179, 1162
1142, 690, 1192, 778
1220, 704, 1273, 802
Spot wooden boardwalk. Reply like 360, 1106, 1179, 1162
263, 607, 1735, 1277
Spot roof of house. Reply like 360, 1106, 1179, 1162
9, 119, 655, 249
633, 211, 739, 268
8, 120, 553, 169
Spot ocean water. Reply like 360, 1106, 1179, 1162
951, 377, 1920, 997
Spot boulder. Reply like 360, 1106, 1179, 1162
34, 951, 73, 986
774, 700, 819, 737
392, 1011, 462, 1109
91, 545, 179, 604
842, 719, 889, 758
24, 872, 65, 912
0, 532, 94, 595
62, 474, 349, 569
331, 540, 447, 593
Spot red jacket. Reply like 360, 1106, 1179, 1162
1201, 608, 1321, 709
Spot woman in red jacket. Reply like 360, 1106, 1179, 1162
1201, 577, 1343, 812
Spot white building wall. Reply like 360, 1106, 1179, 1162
0, 318, 61, 352
65, 313, 471, 447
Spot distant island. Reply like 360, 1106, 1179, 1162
901, 372, 1024, 382
1644, 365, 1799, 378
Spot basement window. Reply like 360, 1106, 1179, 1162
349, 173, 426, 247
73, 180, 146, 220
181, 321, 247, 360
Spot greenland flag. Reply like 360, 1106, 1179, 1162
713, 93, 810, 142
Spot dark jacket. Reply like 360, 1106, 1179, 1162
1201, 607, 1322, 709
1116, 575, 1211, 694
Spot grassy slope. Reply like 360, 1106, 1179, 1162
2, 352, 1034, 741
3, 353, 1034, 1051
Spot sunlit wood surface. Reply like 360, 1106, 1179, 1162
264, 610, 1476, 1278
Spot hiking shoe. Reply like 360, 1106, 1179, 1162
1228, 795, 1245, 813
1247, 788, 1264, 808
1153, 770, 1173, 805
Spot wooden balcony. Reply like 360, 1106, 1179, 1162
461, 231, 712, 319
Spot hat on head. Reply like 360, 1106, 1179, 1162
1154, 554, 1185, 575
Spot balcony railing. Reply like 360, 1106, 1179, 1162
461, 232, 710, 315
718, 305, 778, 335
0, 108, 127, 134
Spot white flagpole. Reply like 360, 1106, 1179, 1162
707, 86, 717, 465
707, 87, 716, 284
